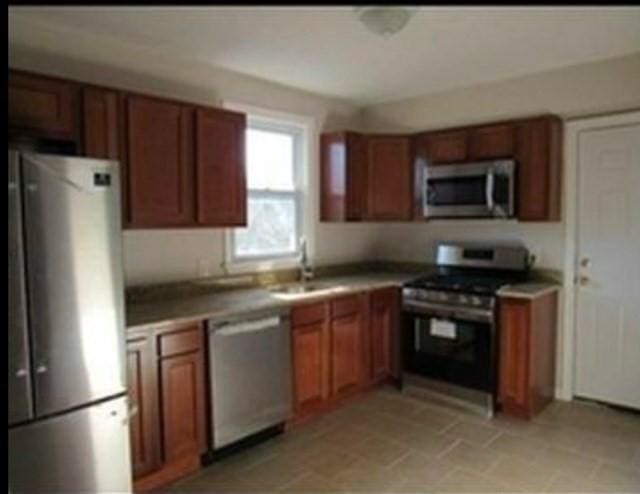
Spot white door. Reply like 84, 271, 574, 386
575, 120, 640, 409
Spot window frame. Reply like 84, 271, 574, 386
225, 111, 309, 271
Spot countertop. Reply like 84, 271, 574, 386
497, 282, 560, 300
126, 271, 422, 331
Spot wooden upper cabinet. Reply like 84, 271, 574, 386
515, 116, 562, 221
427, 129, 468, 164
82, 88, 120, 159
330, 296, 363, 396
366, 136, 412, 220
499, 291, 558, 419
126, 95, 195, 227
468, 123, 515, 160
126, 332, 161, 479
320, 132, 367, 221
369, 287, 400, 381
9, 71, 78, 140
195, 107, 247, 226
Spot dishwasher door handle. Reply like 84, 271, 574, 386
213, 316, 282, 336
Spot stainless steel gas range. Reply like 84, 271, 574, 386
401, 242, 530, 417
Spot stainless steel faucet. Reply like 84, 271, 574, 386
299, 237, 314, 283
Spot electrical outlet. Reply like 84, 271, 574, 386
529, 248, 543, 268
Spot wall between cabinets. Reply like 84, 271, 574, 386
9, 16, 379, 286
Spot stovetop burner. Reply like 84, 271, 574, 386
405, 272, 519, 295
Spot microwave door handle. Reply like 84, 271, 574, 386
485, 169, 495, 213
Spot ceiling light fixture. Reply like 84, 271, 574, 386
356, 6, 416, 37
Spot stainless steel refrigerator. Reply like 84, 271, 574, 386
8, 150, 132, 492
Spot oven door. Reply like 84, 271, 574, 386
423, 161, 515, 218
403, 301, 496, 392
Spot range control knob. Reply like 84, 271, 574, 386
471, 296, 482, 306
459, 295, 469, 304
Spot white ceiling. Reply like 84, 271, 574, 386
9, 6, 640, 105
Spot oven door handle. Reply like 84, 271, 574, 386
404, 300, 494, 323
485, 168, 495, 213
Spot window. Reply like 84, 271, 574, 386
229, 116, 305, 265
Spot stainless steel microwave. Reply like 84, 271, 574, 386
423, 160, 516, 219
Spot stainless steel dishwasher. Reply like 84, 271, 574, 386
208, 308, 292, 450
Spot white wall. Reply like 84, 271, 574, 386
362, 53, 640, 132
9, 15, 379, 286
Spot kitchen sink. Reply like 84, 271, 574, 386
268, 283, 325, 295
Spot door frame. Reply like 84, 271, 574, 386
560, 109, 640, 400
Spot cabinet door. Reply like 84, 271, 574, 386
126, 96, 195, 227
320, 132, 367, 222
9, 71, 78, 139
469, 123, 514, 160
160, 350, 207, 462
499, 299, 531, 416
292, 322, 330, 410
331, 310, 363, 396
370, 288, 400, 380
195, 107, 246, 226
515, 117, 562, 221
428, 130, 468, 164
126, 333, 161, 479
83, 88, 119, 159
366, 136, 412, 220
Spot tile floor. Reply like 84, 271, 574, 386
165, 387, 640, 493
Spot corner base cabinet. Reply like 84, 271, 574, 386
290, 287, 400, 422
498, 290, 558, 420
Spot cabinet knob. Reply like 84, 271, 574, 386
15, 368, 28, 378
580, 257, 591, 268
36, 364, 48, 374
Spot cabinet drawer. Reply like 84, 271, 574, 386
157, 325, 202, 357
331, 295, 361, 319
292, 302, 327, 327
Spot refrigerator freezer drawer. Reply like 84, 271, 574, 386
9, 395, 132, 493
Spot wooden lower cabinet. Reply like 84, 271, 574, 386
126, 322, 207, 492
291, 289, 400, 421
498, 291, 558, 419
291, 302, 330, 415
126, 331, 161, 479
369, 287, 400, 381
330, 296, 364, 396
160, 351, 207, 462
